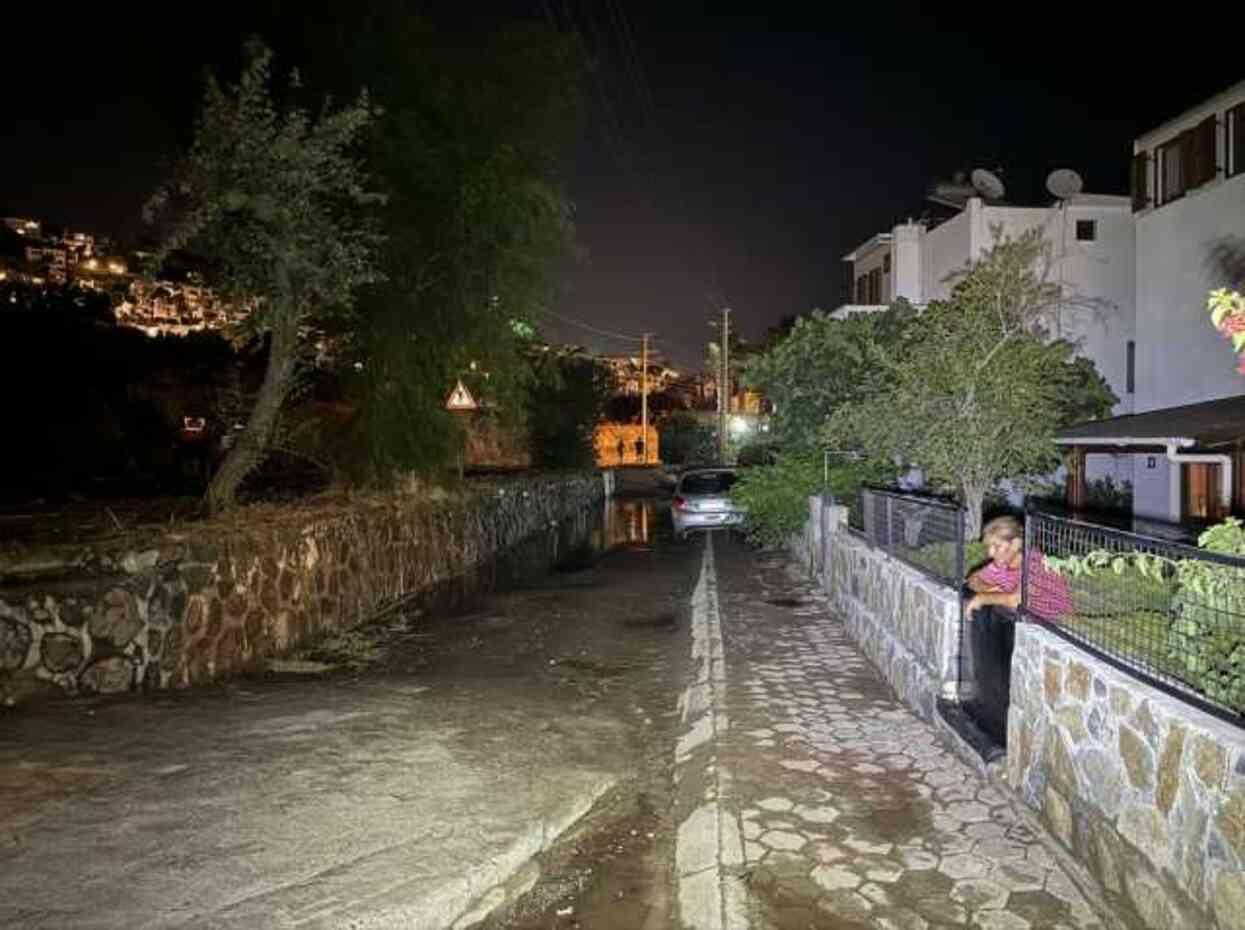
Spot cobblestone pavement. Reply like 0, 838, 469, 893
712, 540, 1109, 930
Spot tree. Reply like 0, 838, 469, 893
144, 41, 383, 512
743, 300, 917, 452
718, 302, 914, 543
320, 12, 582, 480
526, 353, 608, 469
826, 231, 1117, 538
659, 413, 716, 466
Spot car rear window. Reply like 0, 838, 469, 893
681, 473, 736, 495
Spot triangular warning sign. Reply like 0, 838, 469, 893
445, 379, 478, 411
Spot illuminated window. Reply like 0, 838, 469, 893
1157, 136, 1185, 205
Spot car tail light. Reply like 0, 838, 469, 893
673, 495, 689, 511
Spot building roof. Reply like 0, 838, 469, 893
1056, 395, 1245, 449
842, 233, 892, 263
1061, 194, 1132, 210
1135, 79, 1245, 148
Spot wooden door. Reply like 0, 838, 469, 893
1182, 463, 1224, 522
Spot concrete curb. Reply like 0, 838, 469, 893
444, 776, 617, 930
674, 536, 749, 930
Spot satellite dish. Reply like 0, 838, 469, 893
1046, 168, 1084, 200
970, 168, 1006, 201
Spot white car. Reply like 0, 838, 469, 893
671, 468, 745, 538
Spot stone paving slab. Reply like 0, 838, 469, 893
709, 539, 1117, 930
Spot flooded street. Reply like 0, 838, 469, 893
0, 482, 1108, 930
274, 488, 704, 930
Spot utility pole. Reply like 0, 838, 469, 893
640, 332, 650, 465
718, 307, 730, 463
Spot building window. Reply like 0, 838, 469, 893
1158, 135, 1185, 205
1075, 219, 1096, 242
867, 267, 882, 304
1126, 340, 1135, 394
1156, 117, 1219, 206
1231, 102, 1245, 178
855, 276, 867, 304
882, 253, 891, 274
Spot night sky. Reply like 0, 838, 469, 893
4, 3, 1242, 367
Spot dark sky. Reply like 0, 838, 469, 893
4, 3, 1243, 367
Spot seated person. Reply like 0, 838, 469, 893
965, 515, 1070, 622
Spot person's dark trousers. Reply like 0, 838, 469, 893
961, 601, 1017, 748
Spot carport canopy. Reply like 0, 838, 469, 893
1055, 395, 1245, 512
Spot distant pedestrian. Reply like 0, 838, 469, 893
634, 437, 644, 463
616, 438, 625, 464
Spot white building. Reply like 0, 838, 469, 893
1052, 81, 1245, 528
841, 195, 1137, 417
1129, 82, 1245, 523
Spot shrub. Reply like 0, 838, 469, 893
731, 453, 887, 548
899, 540, 987, 582
1047, 518, 1245, 711
731, 452, 821, 548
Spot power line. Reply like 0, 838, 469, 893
530, 305, 645, 343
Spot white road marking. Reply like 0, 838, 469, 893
675, 535, 748, 930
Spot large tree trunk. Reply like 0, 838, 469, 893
206, 312, 300, 514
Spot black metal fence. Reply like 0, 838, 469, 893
861, 486, 966, 588
1025, 510, 1245, 721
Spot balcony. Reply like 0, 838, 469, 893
828, 304, 889, 320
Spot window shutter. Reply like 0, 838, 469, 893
1192, 115, 1217, 187
1131, 152, 1149, 211
1180, 129, 1196, 193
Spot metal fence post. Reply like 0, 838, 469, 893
955, 503, 966, 703
1020, 504, 1032, 621
886, 494, 894, 555
955, 505, 965, 588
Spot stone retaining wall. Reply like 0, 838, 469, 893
1010, 622, 1245, 930
801, 496, 1245, 929
816, 503, 962, 721
0, 473, 607, 706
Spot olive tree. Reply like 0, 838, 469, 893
826, 230, 1116, 538
144, 41, 383, 512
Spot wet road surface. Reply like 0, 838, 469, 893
0, 488, 1117, 929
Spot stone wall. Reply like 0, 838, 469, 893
1009, 622, 1245, 930
463, 413, 533, 469
0, 473, 607, 706
816, 504, 963, 721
